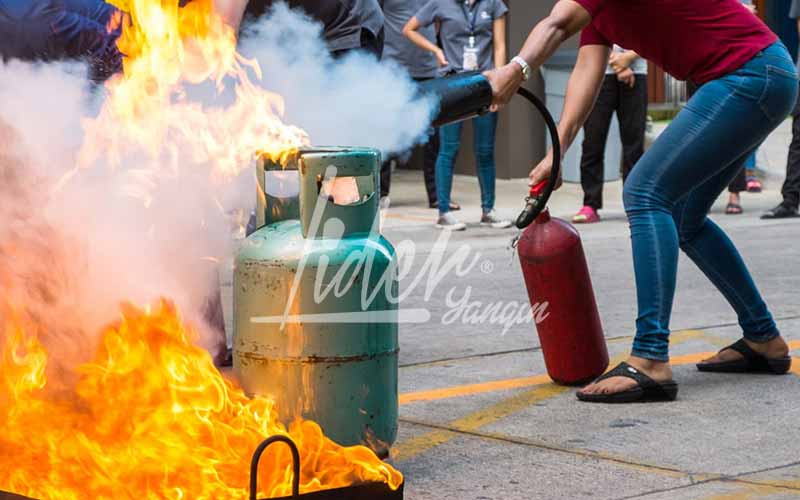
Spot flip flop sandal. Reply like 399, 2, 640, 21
746, 177, 763, 193
696, 339, 792, 374
725, 203, 743, 215
576, 362, 678, 404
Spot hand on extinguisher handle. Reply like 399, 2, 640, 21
514, 87, 561, 230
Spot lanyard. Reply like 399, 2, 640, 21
460, 0, 482, 37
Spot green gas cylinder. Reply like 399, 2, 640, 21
234, 147, 398, 456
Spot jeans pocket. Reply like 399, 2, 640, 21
759, 65, 800, 123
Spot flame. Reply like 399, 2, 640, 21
77, 0, 310, 191
0, 1, 400, 497
0, 299, 402, 499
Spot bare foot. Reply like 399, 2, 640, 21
701, 336, 789, 364
578, 356, 673, 396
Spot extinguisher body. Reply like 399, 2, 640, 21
518, 210, 609, 385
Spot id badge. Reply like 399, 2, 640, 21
463, 45, 479, 71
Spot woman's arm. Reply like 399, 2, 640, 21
403, 16, 448, 66
493, 15, 508, 69
529, 44, 610, 186
484, 0, 593, 106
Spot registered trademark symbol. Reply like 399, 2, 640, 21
480, 260, 494, 274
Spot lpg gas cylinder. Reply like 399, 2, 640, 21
234, 147, 398, 456
517, 210, 609, 385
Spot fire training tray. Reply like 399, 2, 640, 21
0, 435, 403, 500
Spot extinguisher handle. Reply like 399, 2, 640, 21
529, 180, 548, 197
514, 87, 561, 230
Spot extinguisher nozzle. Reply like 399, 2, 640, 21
515, 198, 541, 230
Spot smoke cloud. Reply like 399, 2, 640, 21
0, 3, 434, 376
238, 3, 435, 154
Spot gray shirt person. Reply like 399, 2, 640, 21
245, 0, 372, 52
382, 0, 438, 79
414, 0, 508, 74
355, 0, 384, 38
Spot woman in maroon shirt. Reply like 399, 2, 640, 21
487, 0, 797, 403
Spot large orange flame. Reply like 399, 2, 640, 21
0, 299, 402, 499
0, 1, 399, 496
77, 0, 310, 192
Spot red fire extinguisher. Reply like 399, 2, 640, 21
515, 181, 609, 386
415, 73, 609, 385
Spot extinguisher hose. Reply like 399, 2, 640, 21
514, 87, 562, 230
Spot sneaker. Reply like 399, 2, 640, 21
480, 209, 512, 229
572, 205, 600, 224
379, 196, 391, 210
761, 203, 799, 219
746, 177, 763, 193
436, 212, 467, 231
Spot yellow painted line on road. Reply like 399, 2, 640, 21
399, 374, 551, 405
394, 383, 568, 461
396, 333, 704, 462
399, 330, 705, 406
791, 357, 800, 377
702, 479, 800, 500
394, 335, 800, 485
384, 213, 432, 222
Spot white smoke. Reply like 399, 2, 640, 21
0, 3, 434, 372
0, 60, 230, 369
239, 3, 435, 154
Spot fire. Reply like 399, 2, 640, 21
0, 0, 401, 496
77, 0, 310, 188
0, 299, 402, 499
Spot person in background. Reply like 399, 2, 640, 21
573, 45, 647, 224
0, 0, 122, 81
741, 0, 765, 195
379, 0, 458, 211
347, 0, 385, 59
762, 0, 800, 219
404, 0, 511, 231
725, 0, 763, 216
217, 0, 384, 58
487, 0, 796, 403
725, 167, 749, 214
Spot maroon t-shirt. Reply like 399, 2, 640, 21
575, 0, 778, 84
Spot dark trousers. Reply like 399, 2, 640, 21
729, 167, 747, 194
782, 89, 800, 209
580, 73, 648, 209
381, 77, 440, 205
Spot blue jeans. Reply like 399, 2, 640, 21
436, 112, 498, 215
626, 42, 798, 362
744, 149, 757, 170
